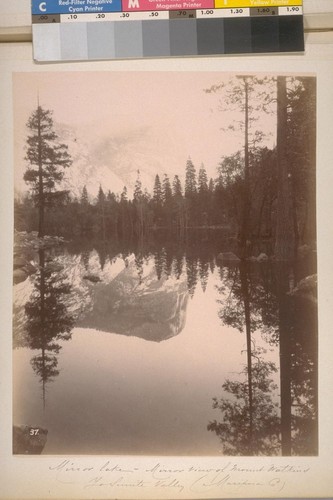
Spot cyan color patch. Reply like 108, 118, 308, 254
197, 18, 224, 55
32, 0, 122, 14
142, 20, 170, 57
169, 19, 197, 56
60, 23, 88, 60
87, 22, 116, 59
32, 24, 61, 62
114, 21, 143, 58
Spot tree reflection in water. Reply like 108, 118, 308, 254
208, 350, 281, 455
209, 260, 318, 456
17, 230, 317, 455
24, 248, 75, 406
72, 234, 317, 457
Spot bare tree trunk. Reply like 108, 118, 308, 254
240, 78, 251, 258
39, 248, 46, 409
275, 77, 295, 260
277, 263, 292, 456
303, 78, 317, 246
37, 107, 44, 237
240, 262, 254, 454
291, 185, 300, 245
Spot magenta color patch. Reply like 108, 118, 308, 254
123, 0, 214, 12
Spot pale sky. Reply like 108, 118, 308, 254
13, 71, 277, 194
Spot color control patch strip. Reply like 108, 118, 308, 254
32, 0, 304, 61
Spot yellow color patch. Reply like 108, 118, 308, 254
215, 0, 302, 8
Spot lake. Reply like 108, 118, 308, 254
13, 230, 318, 456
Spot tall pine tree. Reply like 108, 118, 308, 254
198, 164, 208, 194
162, 174, 172, 205
24, 105, 72, 236
185, 158, 197, 227
185, 158, 197, 198
153, 174, 162, 204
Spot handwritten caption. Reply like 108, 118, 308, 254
47, 459, 311, 495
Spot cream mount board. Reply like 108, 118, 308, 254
1, 35, 333, 499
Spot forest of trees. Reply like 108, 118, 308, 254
13, 74, 318, 457
15, 75, 316, 261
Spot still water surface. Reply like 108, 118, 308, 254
13, 233, 318, 456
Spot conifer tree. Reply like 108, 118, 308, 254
185, 158, 197, 197
198, 164, 209, 225
80, 185, 89, 205
153, 174, 162, 204
24, 105, 72, 236
133, 170, 145, 235
133, 170, 143, 201
97, 185, 106, 238
172, 175, 183, 198
198, 164, 208, 194
97, 185, 105, 204
162, 174, 172, 205
172, 175, 185, 233
162, 174, 173, 227
121, 186, 128, 202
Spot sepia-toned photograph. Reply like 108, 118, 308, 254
12, 71, 317, 457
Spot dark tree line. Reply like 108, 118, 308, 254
67, 228, 221, 297
207, 75, 316, 259
15, 159, 226, 240
16, 76, 316, 261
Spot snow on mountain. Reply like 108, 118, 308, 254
57, 123, 185, 200
78, 258, 189, 342
15, 116, 196, 201
13, 248, 189, 346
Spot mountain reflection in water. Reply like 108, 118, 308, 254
78, 258, 189, 342
13, 231, 318, 456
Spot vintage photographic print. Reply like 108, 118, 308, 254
12, 71, 317, 457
